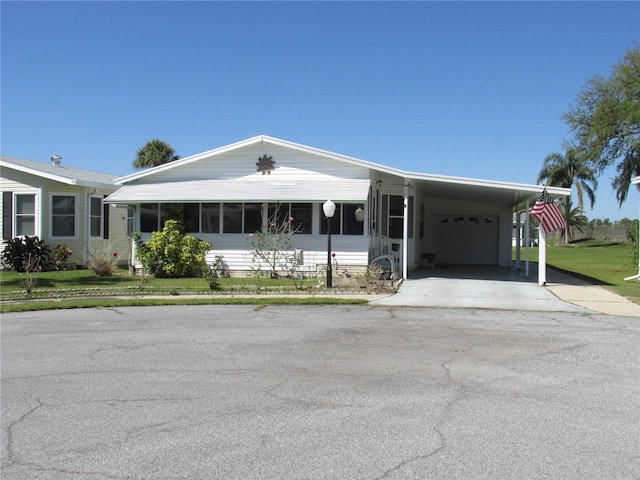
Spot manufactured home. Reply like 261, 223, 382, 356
106, 135, 569, 278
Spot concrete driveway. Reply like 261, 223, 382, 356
2, 305, 638, 479
372, 266, 607, 313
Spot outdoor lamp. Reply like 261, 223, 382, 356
323, 200, 336, 288
355, 206, 364, 222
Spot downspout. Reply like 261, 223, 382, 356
402, 180, 409, 280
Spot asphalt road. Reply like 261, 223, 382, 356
2, 305, 639, 479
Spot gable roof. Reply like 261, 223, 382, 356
109, 135, 569, 209
115, 135, 408, 184
1, 155, 118, 190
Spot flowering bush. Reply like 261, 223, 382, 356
246, 206, 302, 280
52, 245, 73, 269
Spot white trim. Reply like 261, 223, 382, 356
13, 191, 40, 237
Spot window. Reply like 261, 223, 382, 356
319, 203, 365, 235
140, 204, 159, 232
90, 196, 102, 237
201, 203, 220, 233
244, 203, 262, 233
51, 194, 76, 237
320, 203, 341, 234
383, 194, 413, 239
342, 204, 364, 235
290, 203, 312, 234
266, 203, 311, 234
388, 195, 404, 238
223, 203, 242, 233
183, 204, 199, 233
15, 194, 36, 236
126, 206, 135, 236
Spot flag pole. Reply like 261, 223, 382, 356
538, 226, 546, 286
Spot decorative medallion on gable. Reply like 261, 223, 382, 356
256, 155, 276, 175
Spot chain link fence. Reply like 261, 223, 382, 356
569, 226, 632, 243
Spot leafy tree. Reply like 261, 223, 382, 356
563, 45, 640, 205
537, 148, 597, 243
133, 139, 180, 170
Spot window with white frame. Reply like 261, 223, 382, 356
15, 193, 37, 236
51, 194, 77, 237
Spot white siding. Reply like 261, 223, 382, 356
148, 143, 371, 182
132, 232, 370, 276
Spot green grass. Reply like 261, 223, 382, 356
0, 268, 375, 313
514, 239, 639, 304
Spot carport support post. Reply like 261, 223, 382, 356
402, 181, 409, 280
538, 227, 547, 285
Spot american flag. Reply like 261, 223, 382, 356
530, 189, 566, 235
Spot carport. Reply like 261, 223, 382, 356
384, 171, 570, 285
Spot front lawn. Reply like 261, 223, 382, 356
514, 240, 639, 304
0, 267, 392, 312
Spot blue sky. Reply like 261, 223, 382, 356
2, 1, 639, 220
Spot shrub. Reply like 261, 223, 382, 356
85, 240, 119, 276
134, 220, 211, 278
1, 236, 52, 272
52, 245, 73, 269
246, 205, 302, 280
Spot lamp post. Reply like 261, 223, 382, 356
323, 200, 336, 288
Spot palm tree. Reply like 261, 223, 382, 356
560, 202, 588, 241
133, 139, 180, 170
537, 148, 597, 244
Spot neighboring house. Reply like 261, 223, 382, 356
106, 135, 570, 279
1, 155, 129, 268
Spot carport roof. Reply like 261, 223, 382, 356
401, 171, 569, 211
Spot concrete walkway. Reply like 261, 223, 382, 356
371, 265, 639, 317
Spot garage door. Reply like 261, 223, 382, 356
435, 215, 499, 265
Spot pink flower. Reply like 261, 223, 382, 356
289, 216, 294, 221
270, 223, 276, 227
331, 253, 336, 258
248, 233, 254, 237
113, 252, 118, 257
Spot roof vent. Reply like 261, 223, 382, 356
51, 155, 62, 166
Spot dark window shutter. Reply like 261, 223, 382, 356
3, 192, 13, 239
103, 196, 110, 239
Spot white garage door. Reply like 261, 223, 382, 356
435, 215, 499, 265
